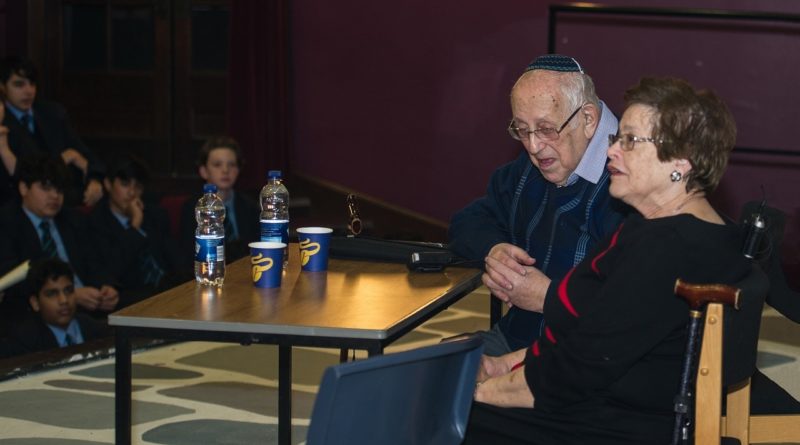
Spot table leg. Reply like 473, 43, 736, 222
278, 345, 292, 445
490, 293, 502, 326
115, 331, 132, 445
367, 345, 383, 357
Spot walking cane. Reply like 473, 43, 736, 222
671, 280, 740, 445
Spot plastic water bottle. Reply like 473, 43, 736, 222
260, 170, 290, 263
194, 183, 225, 285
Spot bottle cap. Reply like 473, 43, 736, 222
203, 183, 218, 193
268, 170, 282, 179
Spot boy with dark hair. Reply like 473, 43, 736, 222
0, 258, 108, 358
0, 56, 104, 206
0, 153, 118, 320
88, 155, 179, 305
179, 135, 260, 263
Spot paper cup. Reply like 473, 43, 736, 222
297, 227, 333, 272
249, 242, 286, 288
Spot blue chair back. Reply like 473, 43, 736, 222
307, 336, 484, 445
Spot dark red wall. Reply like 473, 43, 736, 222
0, 0, 28, 57
291, 0, 800, 274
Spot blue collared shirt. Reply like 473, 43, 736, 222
5, 101, 35, 133
46, 318, 84, 347
22, 206, 84, 287
111, 209, 147, 237
565, 100, 618, 187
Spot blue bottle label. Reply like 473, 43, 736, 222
260, 220, 289, 244
195, 235, 225, 262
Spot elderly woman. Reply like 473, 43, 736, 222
466, 77, 751, 444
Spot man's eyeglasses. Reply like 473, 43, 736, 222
507, 104, 585, 142
607, 133, 661, 151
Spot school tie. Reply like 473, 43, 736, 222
39, 220, 58, 258
139, 251, 165, 287
20, 114, 34, 134
126, 221, 165, 287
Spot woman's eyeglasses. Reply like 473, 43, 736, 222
607, 133, 661, 151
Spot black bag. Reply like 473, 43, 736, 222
329, 236, 475, 271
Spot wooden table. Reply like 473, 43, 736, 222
109, 244, 482, 445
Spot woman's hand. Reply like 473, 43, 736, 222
474, 365, 535, 408
476, 348, 527, 383
477, 355, 511, 383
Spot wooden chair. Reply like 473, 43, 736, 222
673, 264, 768, 445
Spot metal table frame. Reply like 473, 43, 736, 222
112, 258, 481, 445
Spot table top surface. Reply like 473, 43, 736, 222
109, 244, 482, 340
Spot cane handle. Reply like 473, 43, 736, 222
674, 279, 740, 310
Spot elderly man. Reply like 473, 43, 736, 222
448, 54, 627, 355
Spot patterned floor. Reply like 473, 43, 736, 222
0, 288, 490, 444
0, 289, 798, 444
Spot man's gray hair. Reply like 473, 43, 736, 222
559, 71, 600, 114
511, 69, 601, 126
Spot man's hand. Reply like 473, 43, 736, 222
483, 243, 535, 306
61, 148, 89, 173
83, 179, 103, 206
484, 243, 536, 308
483, 256, 551, 312
74, 286, 104, 311
487, 243, 536, 274
128, 197, 144, 230
0, 124, 14, 176
98, 285, 119, 312
0, 101, 16, 175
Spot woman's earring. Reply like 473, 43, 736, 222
670, 170, 682, 182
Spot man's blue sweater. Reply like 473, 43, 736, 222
448, 151, 627, 350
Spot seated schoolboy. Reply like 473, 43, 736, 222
88, 155, 180, 307
0, 153, 118, 321
0, 56, 105, 207
179, 136, 260, 264
0, 258, 109, 358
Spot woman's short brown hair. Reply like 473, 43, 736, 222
624, 77, 736, 194
196, 135, 244, 168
